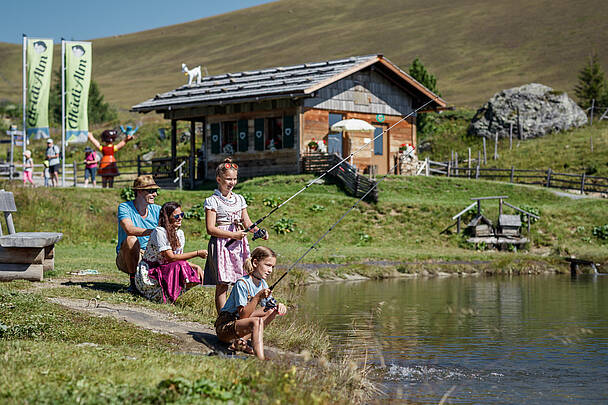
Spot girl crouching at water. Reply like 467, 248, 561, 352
215, 246, 286, 360
135, 201, 207, 303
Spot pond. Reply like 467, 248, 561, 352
297, 274, 608, 404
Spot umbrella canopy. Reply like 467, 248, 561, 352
330, 118, 375, 132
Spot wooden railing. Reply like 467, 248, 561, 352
301, 153, 378, 202
423, 159, 608, 194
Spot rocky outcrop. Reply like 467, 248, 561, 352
468, 83, 587, 139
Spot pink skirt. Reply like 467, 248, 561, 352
146, 260, 201, 303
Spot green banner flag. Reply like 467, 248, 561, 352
65, 41, 92, 143
26, 38, 53, 139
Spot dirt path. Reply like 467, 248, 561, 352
47, 296, 293, 360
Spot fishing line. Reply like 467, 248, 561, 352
269, 149, 412, 290
226, 95, 440, 247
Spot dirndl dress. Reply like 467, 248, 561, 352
203, 220, 250, 285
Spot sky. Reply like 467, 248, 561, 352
1, 0, 276, 44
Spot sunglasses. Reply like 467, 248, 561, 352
223, 163, 238, 169
173, 212, 185, 220
143, 189, 159, 194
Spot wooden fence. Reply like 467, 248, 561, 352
421, 158, 608, 194
0, 155, 193, 189
301, 153, 378, 202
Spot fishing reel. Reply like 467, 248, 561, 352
263, 296, 277, 312
252, 227, 267, 241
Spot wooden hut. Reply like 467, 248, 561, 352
131, 54, 446, 185
466, 215, 494, 237
497, 214, 522, 237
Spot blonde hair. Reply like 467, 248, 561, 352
243, 246, 276, 275
215, 157, 239, 178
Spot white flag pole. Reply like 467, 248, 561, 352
21, 34, 27, 180
61, 39, 66, 187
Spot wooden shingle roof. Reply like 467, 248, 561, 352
131, 54, 446, 113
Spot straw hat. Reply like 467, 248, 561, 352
132, 175, 159, 190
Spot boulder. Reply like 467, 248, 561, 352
468, 83, 587, 139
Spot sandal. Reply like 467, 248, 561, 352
228, 338, 254, 355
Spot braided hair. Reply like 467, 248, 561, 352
159, 201, 181, 252
243, 246, 276, 275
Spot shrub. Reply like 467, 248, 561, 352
184, 203, 205, 221
272, 217, 296, 234
592, 224, 608, 240
263, 196, 282, 208
519, 205, 540, 224
120, 187, 135, 201
309, 204, 325, 212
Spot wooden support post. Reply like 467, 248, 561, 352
171, 119, 177, 172
137, 155, 141, 177
72, 161, 77, 187
477, 200, 481, 215
494, 133, 498, 160
590, 136, 593, 152
455, 152, 458, 176
499, 198, 503, 216
510, 166, 514, 183
425, 157, 429, 176
475, 165, 480, 179
447, 161, 451, 177
509, 123, 513, 150
580, 172, 586, 194
590, 99, 595, 125
468, 148, 471, 178
483, 138, 487, 164
457, 217, 461, 234
189, 120, 196, 189
4, 212, 15, 234
546, 168, 552, 188
527, 215, 531, 233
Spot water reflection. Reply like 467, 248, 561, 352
297, 275, 608, 403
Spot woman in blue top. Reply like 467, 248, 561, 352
214, 246, 286, 360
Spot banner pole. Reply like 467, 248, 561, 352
21, 34, 27, 180
61, 39, 66, 187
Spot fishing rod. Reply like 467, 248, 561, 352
267, 148, 412, 295
226, 95, 440, 248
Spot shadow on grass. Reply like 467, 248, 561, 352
60, 280, 127, 293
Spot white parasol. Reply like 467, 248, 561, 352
330, 118, 375, 132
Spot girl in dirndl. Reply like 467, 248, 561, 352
204, 157, 269, 314
135, 201, 207, 303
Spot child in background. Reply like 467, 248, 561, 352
135, 201, 207, 303
42, 160, 50, 187
83, 146, 99, 188
22, 150, 34, 186
215, 246, 286, 360
204, 157, 269, 314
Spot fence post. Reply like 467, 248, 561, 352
475, 165, 480, 179
580, 172, 586, 194
590, 99, 595, 125
455, 152, 458, 176
517, 107, 522, 140
468, 148, 471, 178
478, 150, 481, 167
546, 168, 552, 188
73, 161, 77, 187
510, 166, 514, 183
590, 136, 593, 152
447, 161, 451, 177
425, 157, 429, 176
482, 137, 487, 164
457, 217, 461, 234
137, 155, 141, 176
509, 123, 513, 150
494, 132, 498, 160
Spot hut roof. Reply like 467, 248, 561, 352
468, 214, 493, 227
131, 54, 447, 113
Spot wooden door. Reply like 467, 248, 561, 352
373, 126, 389, 174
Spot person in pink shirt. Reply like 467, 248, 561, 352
83, 146, 99, 188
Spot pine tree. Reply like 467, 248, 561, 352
574, 52, 606, 110
409, 58, 441, 135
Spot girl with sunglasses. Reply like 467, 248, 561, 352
204, 157, 269, 314
135, 201, 207, 303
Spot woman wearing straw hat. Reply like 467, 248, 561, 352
22, 150, 34, 186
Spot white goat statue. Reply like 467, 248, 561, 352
181, 63, 202, 85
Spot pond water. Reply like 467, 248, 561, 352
297, 274, 608, 404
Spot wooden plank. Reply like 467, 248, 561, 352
0, 263, 43, 281
0, 246, 44, 264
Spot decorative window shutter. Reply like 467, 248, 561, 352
238, 119, 248, 152
254, 118, 265, 151
283, 115, 294, 148
211, 123, 221, 154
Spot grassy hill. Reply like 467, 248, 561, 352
1, 0, 608, 112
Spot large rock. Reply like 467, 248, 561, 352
468, 83, 587, 139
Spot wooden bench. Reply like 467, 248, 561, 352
0, 190, 63, 281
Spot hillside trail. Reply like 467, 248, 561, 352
27, 276, 296, 360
